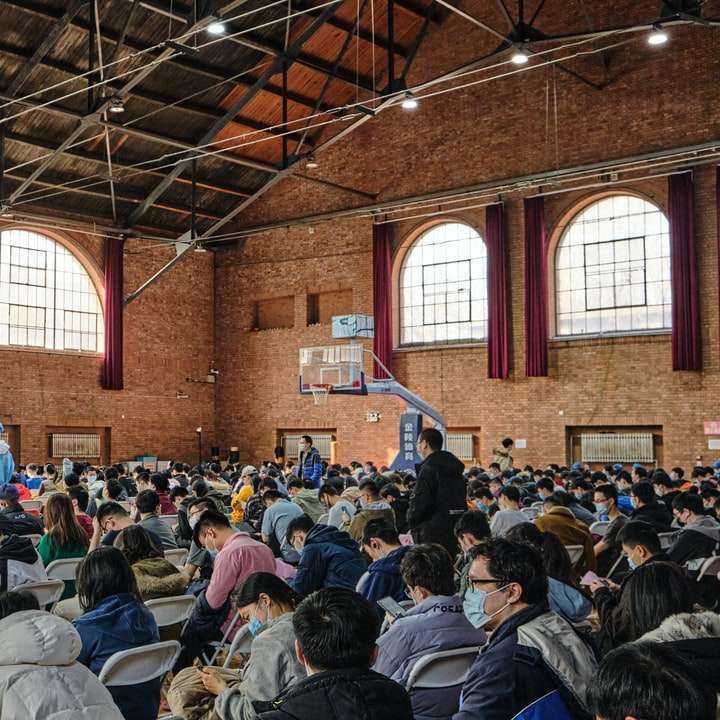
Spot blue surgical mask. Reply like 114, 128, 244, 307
594, 502, 608, 514
207, 549, 218, 559
474, 501, 488, 514
463, 585, 510, 629
248, 602, 265, 636
627, 555, 637, 570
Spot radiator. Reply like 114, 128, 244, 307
580, 432, 655, 463
283, 434, 333, 460
50, 432, 101, 458
447, 433, 475, 461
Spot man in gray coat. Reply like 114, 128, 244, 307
374, 544, 487, 720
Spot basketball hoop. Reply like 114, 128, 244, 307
309, 384, 333, 405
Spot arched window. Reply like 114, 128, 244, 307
399, 222, 487, 346
554, 194, 671, 337
0, 229, 104, 352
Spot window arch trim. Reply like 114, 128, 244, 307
546, 189, 671, 341
0, 224, 106, 355
392, 215, 488, 350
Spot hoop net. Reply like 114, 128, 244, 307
309, 384, 333, 406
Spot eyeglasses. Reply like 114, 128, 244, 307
468, 577, 502, 589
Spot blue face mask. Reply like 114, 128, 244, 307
248, 603, 265, 636
627, 555, 637, 570
463, 585, 509, 629
594, 502, 608, 514
207, 549, 218, 559
474, 501, 488, 514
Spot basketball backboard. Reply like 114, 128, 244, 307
299, 344, 367, 395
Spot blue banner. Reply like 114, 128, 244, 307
390, 411, 424, 471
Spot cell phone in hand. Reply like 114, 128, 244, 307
580, 571, 600, 586
377, 596, 406, 619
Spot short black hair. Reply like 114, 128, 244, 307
150, 473, 169, 493
63, 472, 80, 488
173, 462, 185, 474
595, 483, 618, 502
105, 479, 125, 500
631, 481, 656, 505
170, 486, 188, 502
616, 470, 632, 484
501, 437, 514, 448
362, 519, 400, 547
287, 478, 304, 491
500, 485, 520, 503
401, 544, 455, 596
467, 538, 547, 604
536, 477, 555, 494
235, 572, 300, 609
95, 501, 128, 525
293, 588, 380, 670
192, 510, 231, 546
454, 511, 491, 541
135, 489, 160, 515
285, 514, 314, 545
419, 428, 443, 451
318, 484, 339, 499
114, 524, 163, 565
472, 487, 494, 503
654, 473, 675, 489
672, 492, 704, 515
67, 486, 89, 512
505, 522, 574, 586
262, 489, 283, 503
0, 589, 40, 619
301, 435, 313, 444
359, 479, 379, 498
379, 484, 401, 500
76, 546, 140, 612
618, 520, 661, 555
672, 466, 685, 479
192, 480, 209, 497
590, 642, 716, 720
543, 491, 567, 509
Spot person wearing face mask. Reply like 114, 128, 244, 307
668, 492, 720, 565
592, 483, 627, 576
168, 572, 306, 720
373, 544, 487, 720
456, 539, 597, 720
629, 481, 673, 533
175, 511, 276, 671
347, 480, 395, 543
294, 436, 323, 490
454, 511, 491, 597
287, 479, 324, 523
359, 520, 409, 614
471, 487, 496, 516
489, 486, 527, 538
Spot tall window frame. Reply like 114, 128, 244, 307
552, 193, 672, 338
398, 221, 488, 347
0, 228, 104, 353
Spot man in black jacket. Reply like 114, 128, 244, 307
630, 481, 673, 533
0, 484, 43, 536
407, 428, 467, 557
668, 492, 720, 565
254, 587, 413, 720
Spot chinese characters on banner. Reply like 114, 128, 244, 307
391, 411, 424, 471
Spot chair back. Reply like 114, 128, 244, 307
98, 640, 181, 686
164, 548, 188, 567
317, 513, 329, 525
520, 507, 538, 521
696, 555, 720, 581
658, 532, 676, 549
564, 545, 584, 565
118, 501, 132, 513
21, 500, 43, 511
589, 521, 609, 537
158, 515, 179, 530
26, 534, 43, 547
145, 595, 195, 628
46, 557, 84, 581
19, 579, 65, 610
222, 624, 254, 668
405, 647, 481, 691
355, 571, 370, 593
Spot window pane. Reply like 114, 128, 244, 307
555, 195, 671, 336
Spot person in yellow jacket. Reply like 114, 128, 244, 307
230, 466, 258, 524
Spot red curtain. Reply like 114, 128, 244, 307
524, 196, 548, 377
372, 223, 393, 379
101, 237, 124, 390
669, 172, 701, 371
486, 203, 509, 379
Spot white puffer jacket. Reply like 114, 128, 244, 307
0, 610, 124, 720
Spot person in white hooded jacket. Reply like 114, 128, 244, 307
0, 597, 123, 719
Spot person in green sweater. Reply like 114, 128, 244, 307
37, 493, 89, 599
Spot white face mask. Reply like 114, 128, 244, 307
189, 515, 200, 530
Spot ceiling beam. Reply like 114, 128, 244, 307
4, 0, 337, 114
127, 0, 342, 228
4, 128, 255, 199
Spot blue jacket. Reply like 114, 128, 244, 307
74, 593, 161, 720
290, 524, 366, 596
0, 424, 14, 488
361, 546, 410, 613
454, 604, 596, 720
295, 447, 323, 489
514, 690, 574, 720
547, 577, 592, 623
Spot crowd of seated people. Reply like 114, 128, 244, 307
0, 432, 716, 718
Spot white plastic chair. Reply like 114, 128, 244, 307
46, 557, 84, 581
589, 521, 610, 537
658, 532, 676, 549
695, 556, 720, 581
98, 640, 181, 687
145, 595, 195, 630
531, 501, 544, 511
21, 500, 43, 512
159, 515, 179, 530
202, 609, 242, 666
318, 513, 329, 525
564, 545, 585, 565
221, 623, 254, 668
520, 507, 538, 521
26, 534, 43, 547
118, 501, 132, 513
164, 548, 188, 567
19, 579, 65, 611
405, 647, 481, 691
355, 571, 370, 593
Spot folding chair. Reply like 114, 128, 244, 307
221, 624, 254, 668
318, 513, 329, 525
118, 501, 132, 513
46, 557, 84, 581
531, 501, 544, 511
159, 515, 179, 530
355, 571, 370, 594
520, 507, 538, 521
564, 545, 585, 565
658, 532, 676, 550
98, 640, 181, 687
145, 595, 196, 632
19, 579, 65, 612
21, 500, 43, 512
589, 521, 609, 537
25, 534, 43, 547
202, 609, 243, 666
606, 552, 627, 580
405, 646, 481, 693
164, 548, 188, 567
695, 556, 720, 581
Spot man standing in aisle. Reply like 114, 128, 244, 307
407, 428, 467, 557
296, 436, 323, 489
0, 424, 14, 487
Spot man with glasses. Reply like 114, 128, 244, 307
90, 501, 163, 552
456, 538, 597, 720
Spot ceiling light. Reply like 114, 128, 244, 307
108, 97, 125, 114
401, 93, 418, 110
207, 20, 226, 34
306, 154, 319, 169
648, 25, 668, 45
511, 48, 529, 65
194, 243, 207, 253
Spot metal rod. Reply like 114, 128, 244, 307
88, 0, 95, 114
282, 61, 288, 169
191, 158, 197, 240
388, 0, 395, 90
